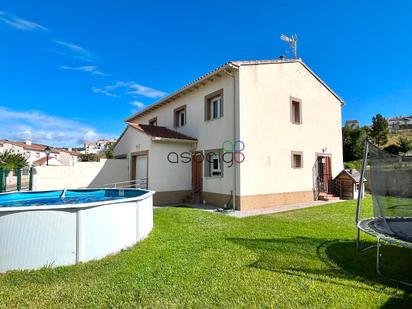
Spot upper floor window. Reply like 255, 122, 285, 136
205, 89, 223, 121
174, 105, 186, 128
149, 117, 158, 126
290, 97, 302, 124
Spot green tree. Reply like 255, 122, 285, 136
0, 150, 28, 170
342, 126, 367, 161
79, 153, 100, 162
398, 136, 412, 154
383, 144, 401, 155
369, 114, 388, 146
104, 142, 115, 159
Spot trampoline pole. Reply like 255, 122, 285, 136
356, 139, 369, 250
376, 238, 382, 276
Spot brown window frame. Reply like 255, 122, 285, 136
148, 117, 158, 126
291, 151, 303, 169
204, 149, 223, 178
290, 97, 302, 125
173, 105, 187, 128
204, 89, 224, 121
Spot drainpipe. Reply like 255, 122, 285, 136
224, 67, 238, 210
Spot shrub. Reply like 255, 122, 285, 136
0, 150, 28, 170
79, 153, 100, 162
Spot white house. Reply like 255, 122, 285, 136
84, 139, 115, 154
0, 140, 80, 166
388, 116, 412, 133
114, 59, 344, 210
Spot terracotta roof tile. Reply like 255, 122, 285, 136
128, 123, 197, 141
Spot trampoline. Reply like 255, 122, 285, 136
356, 139, 412, 285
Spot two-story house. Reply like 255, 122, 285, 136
114, 59, 344, 210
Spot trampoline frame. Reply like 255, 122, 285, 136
356, 139, 412, 286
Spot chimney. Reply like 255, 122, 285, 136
25, 139, 32, 146
68, 147, 72, 151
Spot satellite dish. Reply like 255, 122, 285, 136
280, 34, 298, 59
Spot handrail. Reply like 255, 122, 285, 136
86, 178, 148, 189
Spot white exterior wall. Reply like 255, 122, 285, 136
33, 159, 129, 190
238, 62, 343, 196
128, 74, 238, 196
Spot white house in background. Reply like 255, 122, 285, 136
0, 140, 81, 166
388, 116, 412, 133
114, 59, 344, 210
0, 139, 60, 166
84, 139, 116, 154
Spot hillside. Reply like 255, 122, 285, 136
385, 130, 412, 146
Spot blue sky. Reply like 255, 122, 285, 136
0, 1, 411, 146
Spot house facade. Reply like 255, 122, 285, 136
388, 116, 412, 133
0, 140, 80, 166
115, 59, 344, 210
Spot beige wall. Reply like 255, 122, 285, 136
127, 73, 239, 198
238, 62, 343, 198
33, 159, 129, 190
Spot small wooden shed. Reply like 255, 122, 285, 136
334, 169, 365, 200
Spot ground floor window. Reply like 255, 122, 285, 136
205, 149, 223, 177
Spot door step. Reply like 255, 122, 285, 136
318, 193, 339, 201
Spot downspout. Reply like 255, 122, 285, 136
224, 67, 238, 210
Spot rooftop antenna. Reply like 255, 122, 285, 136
280, 34, 298, 59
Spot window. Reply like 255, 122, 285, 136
290, 97, 302, 124
205, 89, 223, 121
205, 149, 223, 177
149, 117, 158, 126
291, 151, 303, 168
174, 105, 186, 128
36, 152, 40, 158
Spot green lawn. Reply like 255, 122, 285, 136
1, 198, 412, 308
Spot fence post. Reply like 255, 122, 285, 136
16, 168, 22, 191
29, 167, 34, 191
0, 168, 3, 193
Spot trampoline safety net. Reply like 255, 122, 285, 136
367, 140, 412, 243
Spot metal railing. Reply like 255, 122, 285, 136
0, 167, 33, 193
88, 178, 148, 189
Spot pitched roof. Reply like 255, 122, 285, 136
0, 140, 59, 153
388, 116, 412, 121
32, 156, 63, 166
125, 58, 344, 122
127, 123, 197, 141
336, 169, 366, 183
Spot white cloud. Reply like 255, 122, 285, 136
0, 106, 111, 147
92, 81, 166, 99
130, 101, 145, 109
0, 10, 47, 31
60, 65, 108, 76
126, 83, 167, 98
92, 86, 119, 97
53, 40, 94, 61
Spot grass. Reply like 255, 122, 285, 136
1, 198, 412, 308
386, 131, 412, 147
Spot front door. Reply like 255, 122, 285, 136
132, 154, 148, 189
192, 153, 202, 194
317, 156, 332, 193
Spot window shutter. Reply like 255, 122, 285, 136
204, 99, 210, 121
219, 98, 223, 117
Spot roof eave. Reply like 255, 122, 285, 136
151, 137, 198, 143
124, 62, 239, 122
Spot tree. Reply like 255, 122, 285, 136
398, 136, 412, 154
0, 150, 28, 170
342, 126, 367, 161
369, 114, 389, 146
104, 142, 115, 159
383, 144, 401, 155
79, 153, 100, 162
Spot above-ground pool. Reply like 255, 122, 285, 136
0, 188, 155, 272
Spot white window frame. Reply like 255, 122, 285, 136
210, 96, 221, 120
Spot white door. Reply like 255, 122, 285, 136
135, 155, 148, 188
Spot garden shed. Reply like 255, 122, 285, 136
334, 169, 365, 200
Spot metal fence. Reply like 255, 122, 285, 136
0, 167, 33, 193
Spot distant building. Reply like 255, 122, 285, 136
84, 139, 116, 154
0, 139, 81, 166
388, 116, 412, 133
344, 120, 360, 129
